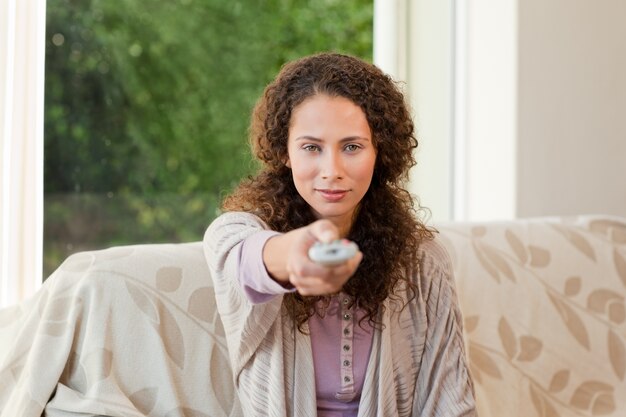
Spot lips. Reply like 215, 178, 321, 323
317, 189, 349, 202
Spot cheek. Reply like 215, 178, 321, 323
290, 156, 317, 181
355, 155, 376, 184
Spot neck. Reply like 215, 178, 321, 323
324, 212, 356, 238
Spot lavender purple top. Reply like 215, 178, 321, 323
239, 231, 374, 417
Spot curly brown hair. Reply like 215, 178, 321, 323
222, 52, 434, 331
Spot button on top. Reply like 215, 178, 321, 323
343, 313, 351, 321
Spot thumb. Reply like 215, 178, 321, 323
308, 219, 339, 244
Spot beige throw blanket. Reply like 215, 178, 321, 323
0, 242, 242, 417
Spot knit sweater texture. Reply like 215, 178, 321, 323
203, 211, 477, 417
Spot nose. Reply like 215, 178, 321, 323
320, 150, 344, 180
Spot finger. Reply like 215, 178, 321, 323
323, 262, 353, 279
287, 258, 333, 280
308, 219, 339, 243
288, 249, 363, 295
290, 267, 353, 295
296, 250, 362, 282
290, 275, 337, 296
289, 264, 349, 293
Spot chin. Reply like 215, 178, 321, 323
313, 207, 354, 220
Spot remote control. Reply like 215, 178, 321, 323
308, 239, 359, 266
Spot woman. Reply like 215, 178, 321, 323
204, 52, 476, 417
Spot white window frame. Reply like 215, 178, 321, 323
0, 0, 46, 307
374, 0, 518, 223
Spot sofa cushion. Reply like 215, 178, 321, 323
438, 215, 626, 417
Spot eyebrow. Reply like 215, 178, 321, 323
294, 135, 371, 143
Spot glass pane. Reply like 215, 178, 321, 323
44, 0, 373, 278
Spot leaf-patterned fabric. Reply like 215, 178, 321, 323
0, 214, 624, 416
0, 243, 242, 417
439, 215, 626, 417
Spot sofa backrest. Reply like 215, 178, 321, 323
439, 215, 626, 417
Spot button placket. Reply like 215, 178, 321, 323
336, 294, 356, 402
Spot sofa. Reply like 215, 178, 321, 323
0, 214, 624, 416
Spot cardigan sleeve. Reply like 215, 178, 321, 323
203, 211, 288, 381
239, 230, 296, 304
412, 238, 478, 417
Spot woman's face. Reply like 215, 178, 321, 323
286, 94, 376, 236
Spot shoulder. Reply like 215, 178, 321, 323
205, 211, 270, 242
414, 233, 456, 303
203, 211, 270, 267
416, 233, 453, 278
207, 211, 269, 232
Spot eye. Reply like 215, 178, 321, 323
302, 144, 321, 152
344, 144, 361, 152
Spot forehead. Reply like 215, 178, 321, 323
289, 95, 370, 135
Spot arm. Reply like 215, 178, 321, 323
413, 238, 477, 416
203, 212, 286, 377
203, 212, 363, 375
229, 215, 363, 302
262, 220, 363, 296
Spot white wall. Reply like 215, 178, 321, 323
394, 0, 626, 221
517, 0, 626, 218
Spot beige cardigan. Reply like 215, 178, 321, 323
203, 212, 477, 417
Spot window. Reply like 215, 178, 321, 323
43, 0, 373, 278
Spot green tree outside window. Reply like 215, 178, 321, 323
44, 0, 373, 278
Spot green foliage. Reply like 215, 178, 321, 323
44, 0, 373, 277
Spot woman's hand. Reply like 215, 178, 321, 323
263, 220, 363, 296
